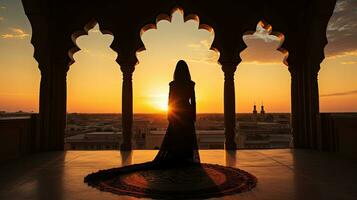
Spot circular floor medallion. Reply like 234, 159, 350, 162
84, 162, 257, 199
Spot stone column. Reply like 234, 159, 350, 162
289, 59, 321, 149
310, 70, 321, 148
27, 16, 70, 151
289, 65, 305, 148
288, 0, 335, 150
103, 27, 141, 151
304, 67, 321, 149
221, 62, 238, 150
119, 63, 135, 150
38, 65, 68, 151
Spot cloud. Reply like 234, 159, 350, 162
185, 38, 219, 65
187, 39, 213, 50
341, 61, 357, 65
232, 0, 357, 64
320, 89, 357, 97
1, 28, 29, 39
241, 60, 282, 65
187, 58, 218, 65
238, 0, 357, 64
200, 39, 211, 49
326, 50, 357, 60
90, 29, 100, 33
240, 37, 285, 64
227, 0, 357, 64
187, 43, 201, 49
245, 24, 280, 43
325, 0, 357, 58
237, 22, 286, 64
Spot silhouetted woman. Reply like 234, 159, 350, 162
154, 60, 200, 165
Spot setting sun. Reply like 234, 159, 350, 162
153, 96, 169, 112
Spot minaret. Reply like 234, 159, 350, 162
252, 103, 258, 122
253, 104, 257, 114
260, 103, 265, 115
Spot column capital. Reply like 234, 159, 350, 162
117, 54, 138, 75
118, 61, 136, 81
122, 69, 133, 82
220, 61, 238, 75
120, 65, 135, 75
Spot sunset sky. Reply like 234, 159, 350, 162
0, 0, 356, 113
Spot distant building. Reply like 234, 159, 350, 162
65, 119, 151, 150
65, 132, 122, 150
253, 104, 258, 115
252, 104, 258, 122
145, 130, 226, 149
64, 112, 292, 150
133, 119, 151, 149
260, 104, 265, 115
236, 104, 292, 149
65, 129, 227, 150
237, 121, 292, 149
197, 130, 225, 149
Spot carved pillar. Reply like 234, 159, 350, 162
26, 13, 70, 151
23, 0, 97, 152
289, 56, 321, 149
311, 70, 321, 148
119, 63, 135, 150
287, 2, 333, 149
39, 65, 68, 151
221, 62, 238, 150
101, 21, 142, 150
289, 67, 300, 147
290, 62, 301, 147
310, 70, 321, 148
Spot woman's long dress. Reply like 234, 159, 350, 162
153, 81, 200, 165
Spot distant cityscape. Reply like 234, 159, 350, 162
1, 105, 292, 150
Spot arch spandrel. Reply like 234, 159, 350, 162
68, 19, 99, 67
23, 0, 337, 71
95, 0, 177, 67
261, 0, 337, 69
175, 0, 264, 64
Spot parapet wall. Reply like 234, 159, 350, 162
320, 113, 357, 158
0, 115, 39, 164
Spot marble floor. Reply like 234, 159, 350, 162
0, 149, 357, 200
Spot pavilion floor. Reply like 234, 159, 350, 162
0, 149, 356, 200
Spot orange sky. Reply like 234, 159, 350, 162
0, 1, 356, 113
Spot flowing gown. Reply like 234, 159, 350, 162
153, 80, 200, 165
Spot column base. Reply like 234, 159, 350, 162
120, 142, 132, 151
225, 141, 237, 150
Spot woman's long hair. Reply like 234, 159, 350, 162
173, 60, 192, 82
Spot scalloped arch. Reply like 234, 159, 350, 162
68, 19, 115, 67
138, 7, 218, 56
242, 19, 289, 66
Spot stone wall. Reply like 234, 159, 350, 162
320, 113, 357, 158
0, 115, 39, 163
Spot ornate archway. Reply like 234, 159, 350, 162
22, 0, 337, 150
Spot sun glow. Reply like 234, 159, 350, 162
157, 102, 169, 112
154, 97, 168, 112
149, 93, 169, 112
